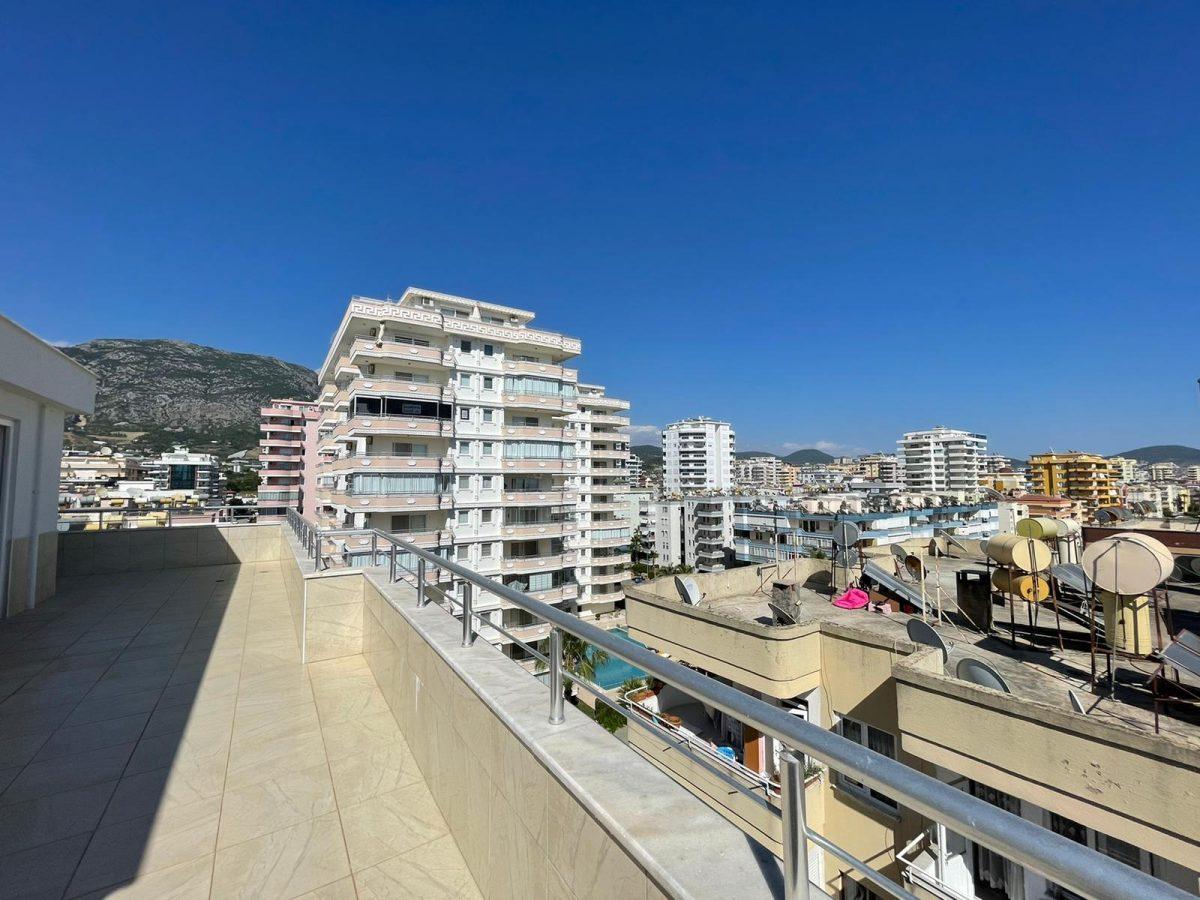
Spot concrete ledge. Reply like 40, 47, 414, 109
57, 522, 287, 576
357, 564, 788, 899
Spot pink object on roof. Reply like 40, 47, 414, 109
833, 588, 870, 610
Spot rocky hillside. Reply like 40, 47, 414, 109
62, 339, 316, 452
1115, 445, 1200, 466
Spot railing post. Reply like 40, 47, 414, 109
461, 582, 473, 647
371, 532, 378, 566
781, 751, 811, 900
549, 628, 565, 725
417, 558, 427, 606
166, 508, 172, 528
389, 543, 397, 582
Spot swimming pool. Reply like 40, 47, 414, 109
593, 627, 648, 689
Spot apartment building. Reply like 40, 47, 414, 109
734, 455, 791, 492
899, 426, 987, 493
144, 446, 223, 501
641, 496, 735, 571
311, 288, 630, 639
662, 417, 735, 493
1150, 462, 1180, 483
258, 398, 320, 516
850, 452, 903, 486
1187, 464, 1200, 482
624, 452, 645, 487
1108, 455, 1140, 484
571, 384, 633, 615
1028, 451, 1120, 520
623, 561, 1200, 899
59, 448, 144, 497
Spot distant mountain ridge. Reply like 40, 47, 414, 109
62, 338, 317, 452
734, 449, 836, 464
1114, 445, 1200, 466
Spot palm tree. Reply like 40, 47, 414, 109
537, 633, 610, 702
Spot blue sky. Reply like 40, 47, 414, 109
3, 2, 1198, 458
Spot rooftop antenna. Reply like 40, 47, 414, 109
956, 656, 1012, 693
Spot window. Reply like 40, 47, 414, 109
460, 339, 472, 352
390, 514, 427, 532
480, 542, 494, 558
481, 509, 493, 523
456, 545, 469, 561
516, 415, 538, 427
483, 343, 494, 356
481, 475, 494, 489
482, 376, 494, 390
459, 408, 470, 421
834, 717, 897, 811
457, 475, 471, 490
458, 373, 472, 388
481, 409, 493, 423
482, 442, 494, 456
457, 510, 470, 524
390, 442, 427, 457
457, 441, 471, 455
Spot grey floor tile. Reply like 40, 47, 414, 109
0, 742, 135, 806
63, 688, 163, 728
34, 712, 151, 762
0, 780, 116, 854
0, 832, 91, 899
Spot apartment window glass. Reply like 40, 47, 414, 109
528, 572, 553, 591
458, 373, 471, 388
481, 409, 494, 423
481, 475, 494, 489
457, 441, 471, 455
391, 334, 430, 347
460, 339, 472, 352
459, 408, 470, 421
482, 376, 494, 390
505, 441, 573, 460
389, 514, 427, 532
349, 474, 444, 495
834, 716, 897, 810
480, 542, 494, 558
510, 540, 539, 557
481, 509, 493, 523
515, 416, 539, 427
482, 442, 494, 456
457, 510, 470, 524
503, 376, 572, 397
456, 545, 469, 560
483, 343, 494, 356
390, 442, 428, 457
457, 475, 471, 490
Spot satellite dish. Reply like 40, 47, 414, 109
905, 554, 926, 581
1116, 507, 1134, 520
832, 522, 861, 548
834, 548, 860, 568
956, 657, 1011, 694
1095, 508, 1116, 524
768, 601, 797, 626
906, 618, 948, 666
982, 487, 1005, 501
1068, 690, 1088, 715
890, 544, 908, 562
674, 576, 701, 606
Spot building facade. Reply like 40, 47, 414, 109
0, 315, 96, 615
259, 399, 320, 516
145, 447, 223, 501
642, 496, 735, 571
1108, 455, 1140, 484
898, 427, 987, 493
1028, 451, 1119, 520
662, 417, 735, 493
734, 455, 791, 492
311, 288, 630, 637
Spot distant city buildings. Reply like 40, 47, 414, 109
145, 446, 223, 501
662, 417, 735, 493
1108, 455, 1139, 484
898, 426, 987, 493
734, 455, 795, 492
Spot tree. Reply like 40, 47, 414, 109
537, 633, 610, 703
226, 470, 260, 494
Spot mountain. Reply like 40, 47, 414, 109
62, 339, 317, 453
631, 444, 663, 465
783, 449, 835, 465
1114, 445, 1200, 466
735, 450, 781, 459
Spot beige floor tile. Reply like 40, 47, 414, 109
224, 727, 327, 792
79, 852, 215, 899
353, 834, 481, 899
313, 682, 391, 725
68, 795, 221, 894
217, 761, 337, 848
232, 697, 322, 745
340, 780, 449, 872
292, 875, 359, 899
211, 810, 350, 899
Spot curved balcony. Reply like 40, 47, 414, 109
502, 490, 577, 507
588, 552, 632, 568
319, 454, 452, 475
501, 552, 577, 575
502, 392, 573, 413
501, 458, 572, 474
330, 416, 452, 441
582, 570, 629, 587
502, 359, 578, 383
501, 425, 569, 441
578, 533, 631, 550
347, 338, 449, 368
320, 491, 451, 512
499, 521, 577, 540
259, 421, 304, 434
579, 412, 630, 427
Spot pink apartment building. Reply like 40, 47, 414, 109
258, 398, 319, 516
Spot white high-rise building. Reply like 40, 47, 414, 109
662, 417, 735, 493
898, 426, 987, 493
311, 288, 632, 643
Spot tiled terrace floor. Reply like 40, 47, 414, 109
0, 562, 480, 899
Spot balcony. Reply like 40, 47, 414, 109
501, 424, 569, 441
259, 421, 304, 434
321, 490, 451, 512
501, 489, 577, 506
329, 415, 452, 441
319, 453, 452, 475
347, 376, 451, 403
501, 392, 574, 412
501, 358, 577, 382
500, 551, 576, 574
499, 521, 577, 539
347, 337, 449, 368
501, 457, 572, 473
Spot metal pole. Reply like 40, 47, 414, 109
389, 543, 396, 582
781, 751, 811, 900
549, 628, 565, 724
461, 582, 473, 647
371, 532, 378, 567
166, 508, 172, 529
417, 557, 427, 606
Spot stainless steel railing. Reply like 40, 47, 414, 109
59, 505, 282, 531
283, 509, 1187, 900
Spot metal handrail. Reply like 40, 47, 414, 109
60, 505, 282, 530
282, 511, 1187, 900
